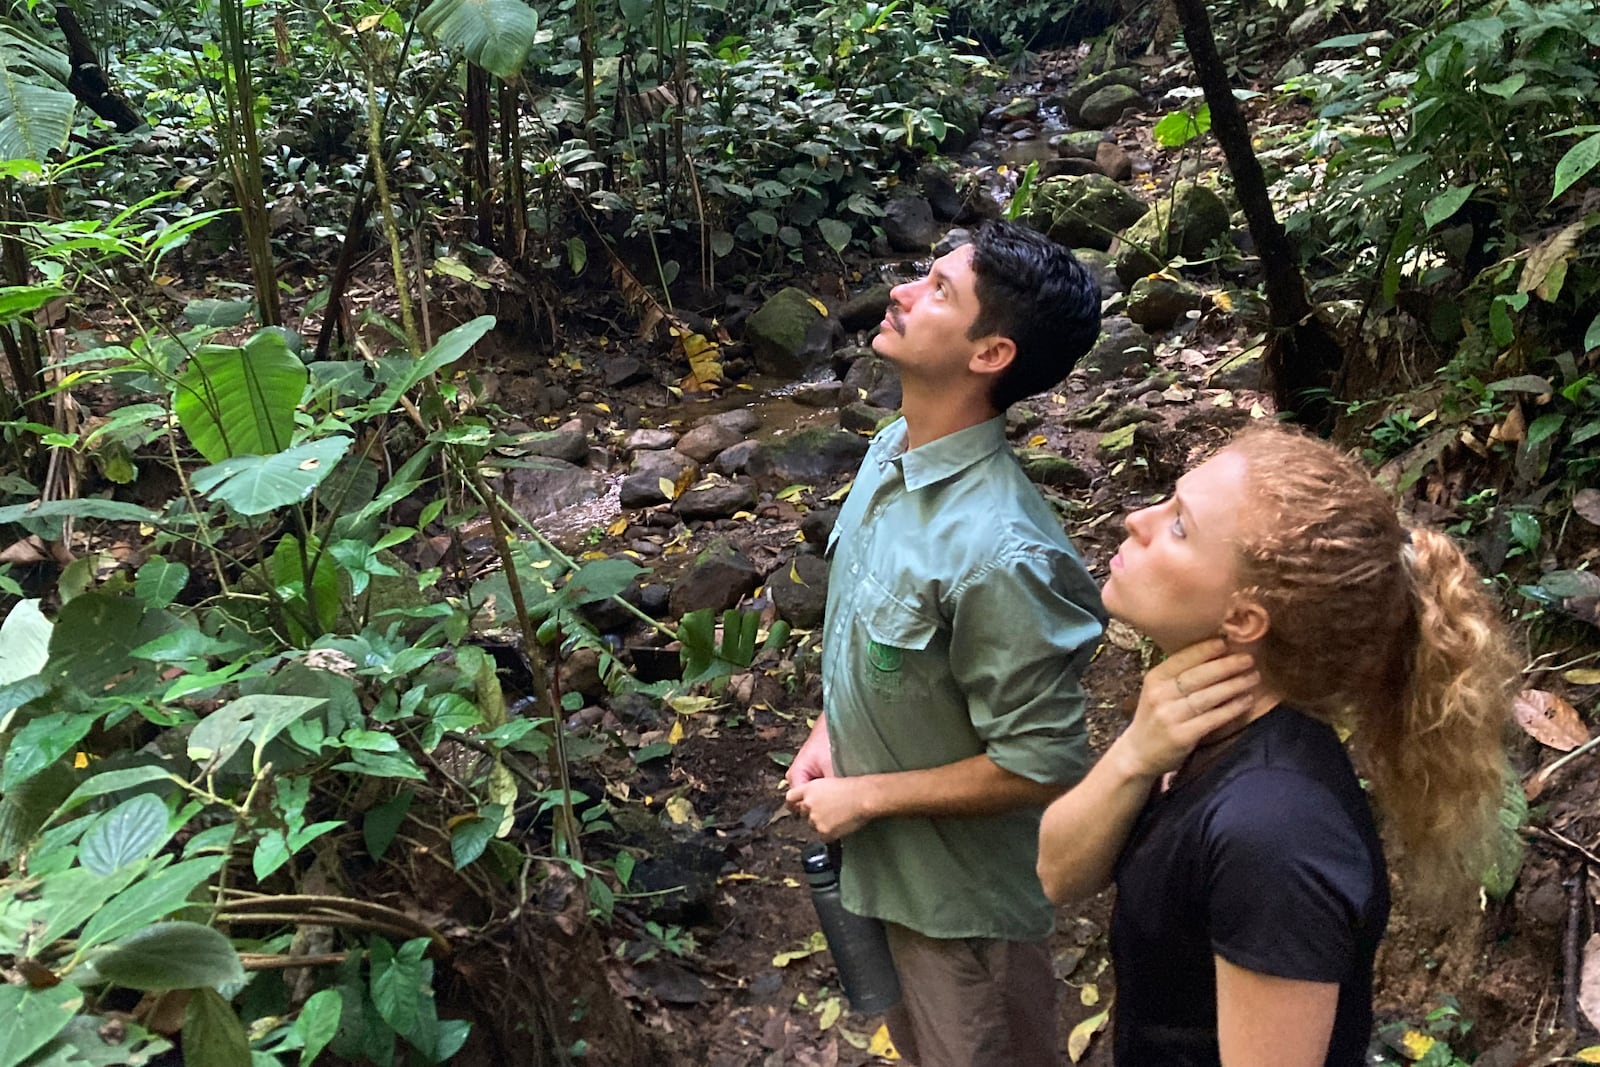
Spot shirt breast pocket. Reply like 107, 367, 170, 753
860, 582, 939, 701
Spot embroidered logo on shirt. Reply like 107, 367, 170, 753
867, 640, 903, 672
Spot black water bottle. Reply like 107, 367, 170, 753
802, 843, 902, 1013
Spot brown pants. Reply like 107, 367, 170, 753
882, 922, 1061, 1067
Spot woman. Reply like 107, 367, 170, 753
1037, 426, 1515, 1066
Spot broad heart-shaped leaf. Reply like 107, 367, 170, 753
0, 599, 50, 686
370, 937, 430, 1037
93, 921, 245, 991
295, 988, 343, 1066
362, 315, 495, 418
416, 0, 537, 79
173, 330, 308, 463
79, 794, 171, 876
817, 217, 852, 253
192, 436, 353, 516
183, 988, 250, 1067
187, 694, 328, 772
0, 982, 82, 1067
133, 558, 189, 609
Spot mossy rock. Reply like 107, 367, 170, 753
1061, 68, 1142, 125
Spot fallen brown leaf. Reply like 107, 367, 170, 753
1513, 689, 1591, 751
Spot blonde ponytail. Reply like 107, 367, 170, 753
1355, 529, 1518, 906
1225, 427, 1518, 908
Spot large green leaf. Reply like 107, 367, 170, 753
295, 988, 343, 1066
174, 330, 308, 463
78, 855, 224, 950
93, 921, 246, 991
416, 0, 537, 79
191, 436, 353, 516
1, 711, 95, 793
0, 498, 160, 525
0, 284, 66, 325
182, 988, 250, 1067
0, 33, 74, 164
0, 599, 49, 686
79, 794, 171, 876
21, 1015, 171, 1067
187, 694, 327, 772
363, 315, 495, 418
0, 982, 81, 1067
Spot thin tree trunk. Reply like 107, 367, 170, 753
466, 64, 494, 248
1170, 0, 1343, 430
54, 5, 142, 132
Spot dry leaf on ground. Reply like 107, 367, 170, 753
1513, 690, 1591, 751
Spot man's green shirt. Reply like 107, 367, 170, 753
823, 416, 1104, 942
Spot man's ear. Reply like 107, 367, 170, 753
969, 336, 1016, 378
1221, 596, 1270, 644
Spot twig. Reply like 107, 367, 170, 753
1564, 869, 1585, 1033
1527, 734, 1600, 796
239, 952, 349, 971
1529, 825, 1600, 867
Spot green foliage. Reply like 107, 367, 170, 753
417, 0, 540, 79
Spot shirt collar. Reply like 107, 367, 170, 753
885, 416, 1008, 491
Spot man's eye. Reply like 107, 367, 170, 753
1171, 516, 1186, 538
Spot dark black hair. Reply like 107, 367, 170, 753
966, 220, 1101, 410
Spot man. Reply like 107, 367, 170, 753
785, 220, 1105, 1066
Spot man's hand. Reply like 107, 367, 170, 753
785, 776, 875, 840
785, 716, 834, 790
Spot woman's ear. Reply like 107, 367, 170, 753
1221, 597, 1270, 644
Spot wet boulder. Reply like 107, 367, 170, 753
1096, 141, 1134, 182
1114, 184, 1231, 287
510, 426, 590, 466
1015, 449, 1093, 490
668, 540, 763, 617
677, 421, 744, 463
745, 287, 828, 377
1024, 175, 1148, 251
602, 355, 651, 387
768, 552, 830, 629
747, 427, 871, 486
1050, 130, 1106, 160
672, 477, 758, 521
1075, 318, 1154, 383
840, 401, 896, 434
1126, 275, 1205, 331
1080, 84, 1148, 128
620, 448, 698, 509
623, 427, 678, 452
837, 284, 892, 332
712, 439, 762, 475
505, 459, 605, 520
842, 353, 902, 410
1061, 68, 1143, 126
883, 196, 938, 254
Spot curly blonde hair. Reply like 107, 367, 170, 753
1225, 426, 1518, 906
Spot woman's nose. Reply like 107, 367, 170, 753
1124, 506, 1155, 541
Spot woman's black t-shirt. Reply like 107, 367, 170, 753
1111, 705, 1390, 1066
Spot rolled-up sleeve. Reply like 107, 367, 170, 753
947, 545, 1103, 786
